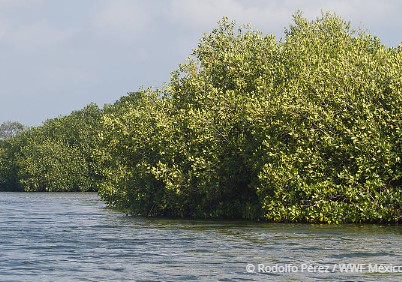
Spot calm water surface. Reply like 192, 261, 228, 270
0, 192, 401, 281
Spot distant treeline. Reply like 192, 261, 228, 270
1, 12, 401, 223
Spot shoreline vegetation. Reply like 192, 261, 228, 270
0, 12, 401, 224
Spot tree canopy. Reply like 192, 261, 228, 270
0, 12, 401, 223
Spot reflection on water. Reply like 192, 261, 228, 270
0, 192, 401, 281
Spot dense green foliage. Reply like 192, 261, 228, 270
2, 104, 103, 192
0, 12, 401, 223
0, 140, 20, 191
0, 121, 26, 191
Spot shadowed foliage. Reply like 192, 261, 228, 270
1, 12, 401, 223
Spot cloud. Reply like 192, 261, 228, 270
167, 0, 402, 46
0, 0, 75, 51
3, 21, 74, 51
169, 0, 241, 29
1, 0, 400, 126
0, 18, 9, 40
168, 0, 315, 39
91, 0, 153, 39
0, 0, 44, 11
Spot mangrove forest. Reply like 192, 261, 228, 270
0, 12, 401, 223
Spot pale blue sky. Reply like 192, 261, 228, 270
1, 0, 401, 125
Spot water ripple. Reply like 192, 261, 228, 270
0, 192, 401, 281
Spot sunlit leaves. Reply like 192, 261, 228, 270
1, 12, 400, 223
97, 13, 402, 222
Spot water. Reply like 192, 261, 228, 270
0, 193, 401, 281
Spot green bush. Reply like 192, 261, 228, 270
1, 12, 400, 223
254, 13, 402, 223
4, 104, 103, 192
97, 13, 401, 223
0, 139, 21, 191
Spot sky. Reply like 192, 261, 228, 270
0, 0, 401, 126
